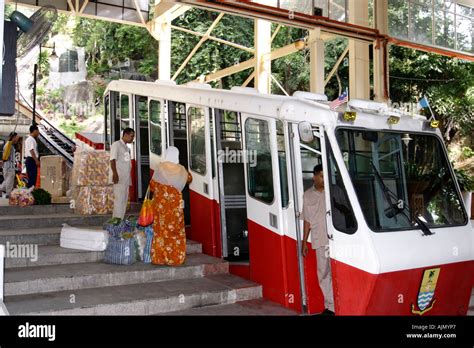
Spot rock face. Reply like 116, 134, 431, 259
61, 81, 95, 118
63, 81, 94, 106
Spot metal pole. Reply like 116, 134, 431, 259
288, 124, 308, 314
33, 63, 38, 125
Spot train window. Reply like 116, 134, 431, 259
326, 137, 357, 234
104, 94, 110, 147
336, 128, 467, 232
120, 95, 130, 131
137, 96, 149, 155
149, 100, 162, 156
210, 110, 216, 179
245, 118, 274, 204
221, 111, 241, 142
276, 121, 289, 208
188, 107, 207, 175
138, 97, 148, 122
300, 136, 322, 191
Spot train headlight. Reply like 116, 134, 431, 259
387, 115, 400, 125
430, 120, 439, 128
342, 111, 356, 122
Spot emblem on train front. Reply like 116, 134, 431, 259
411, 268, 441, 315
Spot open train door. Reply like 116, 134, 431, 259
287, 121, 329, 313
186, 104, 221, 257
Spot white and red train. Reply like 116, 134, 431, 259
104, 80, 473, 315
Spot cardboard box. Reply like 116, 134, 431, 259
73, 185, 114, 215
40, 156, 68, 197
71, 150, 111, 187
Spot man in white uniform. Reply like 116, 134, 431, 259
24, 125, 40, 188
1, 132, 20, 197
301, 164, 335, 315
110, 128, 135, 219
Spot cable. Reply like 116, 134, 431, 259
389, 75, 460, 82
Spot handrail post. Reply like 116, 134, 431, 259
0, 244, 8, 315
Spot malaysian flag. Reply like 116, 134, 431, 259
329, 90, 348, 110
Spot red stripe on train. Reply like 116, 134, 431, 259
188, 190, 222, 258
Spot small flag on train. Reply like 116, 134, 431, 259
329, 90, 348, 110
418, 96, 430, 109
418, 96, 435, 120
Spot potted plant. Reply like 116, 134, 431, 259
32, 188, 52, 205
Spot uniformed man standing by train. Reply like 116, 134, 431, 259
301, 164, 335, 315
110, 128, 135, 219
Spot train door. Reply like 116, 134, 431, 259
241, 115, 291, 303
186, 104, 220, 256
288, 122, 325, 313
167, 101, 191, 225
134, 96, 151, 199
214, 109, 248, 261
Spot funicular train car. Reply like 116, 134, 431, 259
104, 80, 473, 315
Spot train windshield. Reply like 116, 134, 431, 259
335, 128, 467, 232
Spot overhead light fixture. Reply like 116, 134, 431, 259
50, 42, 57, 59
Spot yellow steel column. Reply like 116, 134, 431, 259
348, 0, 370, 99
373, 0, 389, 102
309, 28, 325, 94
255, 19, 272, 94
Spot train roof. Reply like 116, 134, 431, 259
106, 79, 439, 135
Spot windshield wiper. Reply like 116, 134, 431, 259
371, 164, 434, 236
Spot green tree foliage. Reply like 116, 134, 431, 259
72, 17, 158, 78
389, 46, 474, 143
171, 9, 254, 88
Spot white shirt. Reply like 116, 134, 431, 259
24, 135, 38, 158
110, 139, 131, 185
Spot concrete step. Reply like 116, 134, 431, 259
5, 273, 262, 315
4, 253, 228, 296
0, 203, 142, 217
162, 298, 297, 316
0, 204, 74, 216
0, 227, 63, 246
0, 213, 115, 231
4, 240, 203, 269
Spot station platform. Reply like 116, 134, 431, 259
0, 203, 296, 316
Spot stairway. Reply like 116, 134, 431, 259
0, 204, 277, 316
15, 100, 75, 166
38, 119, 75, 165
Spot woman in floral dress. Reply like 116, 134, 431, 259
150, 147, 191, 266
